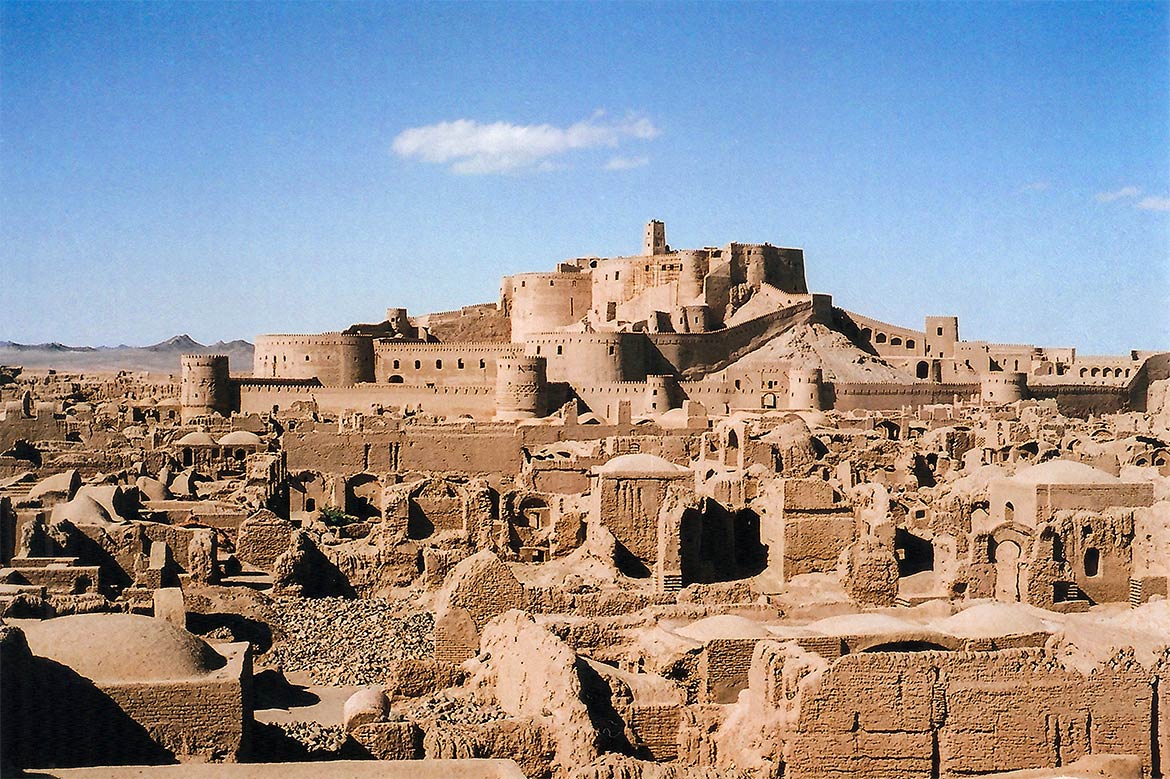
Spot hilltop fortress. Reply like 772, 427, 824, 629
181, 221, 1168, 424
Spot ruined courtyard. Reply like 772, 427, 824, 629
2, 221, 1169, 779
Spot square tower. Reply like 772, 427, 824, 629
643, 220, 666, 256
925, 316, 959, 359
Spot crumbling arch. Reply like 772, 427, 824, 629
856, 631, 962, 653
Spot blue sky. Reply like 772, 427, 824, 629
1, 1, 1167, 354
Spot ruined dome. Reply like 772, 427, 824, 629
135, 475, 172, 501
804, 612, 917, 636
935, 601, 1057, 639
596, 453, 690, 477
28, 469, 80, 501
1009, 459, 1119, 485
675, 614, 773, 640
175, 431, 217, 447
217, 430, 262, 446
18, 613, 227, 683
49, 493, 114, 526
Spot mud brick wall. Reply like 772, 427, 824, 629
701, 639, 758, 704
352, 721, 423, 760
783, 514, 856, 576
3, 564, 99, 594
104, 675, 248, 761
628, 704, 681, 760
235, 518, 292, 571
784, 647, 1157, 779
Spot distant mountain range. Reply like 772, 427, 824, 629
0, 335, 254, 374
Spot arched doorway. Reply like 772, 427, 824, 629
993, 539, 1022, 602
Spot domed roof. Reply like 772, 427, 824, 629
175, 431, 217, 447
596, 453, 690, 477
50, 494, 114, 526
675, 614, 773, 640
804, 612, 917, 636
217, 430, 262, 446
934, 601, 1057, 639
18, 613, 227, 683
1009, 459, 1119, 485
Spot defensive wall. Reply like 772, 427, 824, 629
523, 299, 818, 386
525, 333, 644, 384
253, 333, 374, 386
645, 298, 819, 378
415, 302, 500, 329
841, 310, 928, 358
373, 342, 521, 385
281, 410, 688, 479
827, 382, 981, 411
237, 380, 499, 418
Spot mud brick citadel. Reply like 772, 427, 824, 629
3, 221, 1170, 779
183, 221, 1166, 425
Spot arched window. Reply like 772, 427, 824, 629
875, 333, 887, 344
393, 359, 400, 369
436, 359, 443, 369
905, 339, 915, 349
414, 360, 421, 370
1004, 501, 1014, 524
890, 336, 902, 346
916, 361, 930, 380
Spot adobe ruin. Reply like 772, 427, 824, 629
1, 221, 1169, 778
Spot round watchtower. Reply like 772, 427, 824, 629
677, 250, 709, 302
496, 355, 549, 420
980, 372, 1028, 405
644, 375, 679, 414
180, 355, 231, 423
788, 367, 824, 411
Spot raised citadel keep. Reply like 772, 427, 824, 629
181, 221, 1167, 424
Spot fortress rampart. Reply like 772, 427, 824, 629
222, 220, 1163, 420
254, 333, 374, 386
373, 342, 521, 385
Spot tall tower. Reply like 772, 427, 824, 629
925, 316, 959, 360
180, 355, 231, 423
643, 220, 666, 256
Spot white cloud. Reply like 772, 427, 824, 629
1020, 181, 1050, 192
604, 155, 649, 171
1137, 196, 1170, 212
392, 113, 660, 174
1096, 186, 1141, 203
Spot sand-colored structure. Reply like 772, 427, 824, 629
1, 220, 1169, 778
